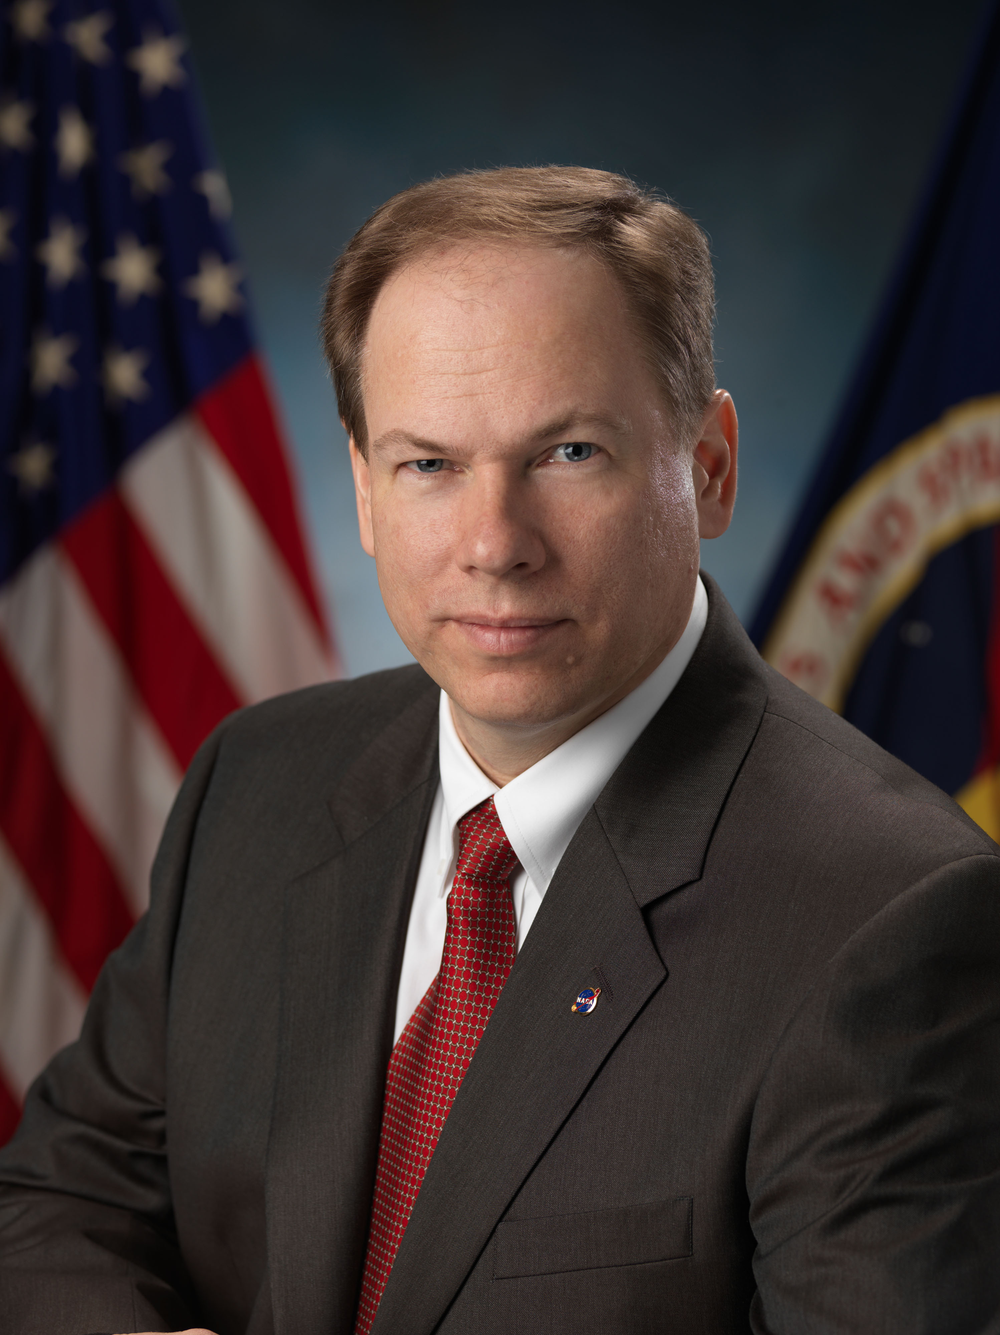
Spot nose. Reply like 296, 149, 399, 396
457, 469, 546, 579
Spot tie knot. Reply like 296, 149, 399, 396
454, 796, 518, 888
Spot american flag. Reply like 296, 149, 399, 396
0, 0, 339, 1141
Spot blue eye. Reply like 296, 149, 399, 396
553, 442, 595, 463
412, 458, 445, 473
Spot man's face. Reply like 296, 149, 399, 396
351, 242, 735, 743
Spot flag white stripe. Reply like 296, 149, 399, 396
0, 546, 181, 917
0, 834, 87, 1100
121, 414, 333, 705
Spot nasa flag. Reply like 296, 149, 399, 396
750, 1, 1000, 838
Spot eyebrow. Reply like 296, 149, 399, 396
535, 410, 630, 439
368, 411, 630, 457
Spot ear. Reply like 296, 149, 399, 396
348, 437, 376, 557
692, 390, 738, 540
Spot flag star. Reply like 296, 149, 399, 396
103, 344, 151, 406
101, 233, 162, 305
126, 29, 186, 97
118, 140, 173, 199
63, 10, 114, 65
0, 98, 35, 151
6, 441, 57, 494
30, 330, 79, 393
10, 0, 53, 42
36, 217, 87, 288
55, 105, 95, 178
0, 209, 15, 261
183, 252, 244, 324
193, 169, 232, 221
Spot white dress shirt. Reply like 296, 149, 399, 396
392, 575, 709, 1043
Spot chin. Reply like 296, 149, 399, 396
447, 668, 594, 732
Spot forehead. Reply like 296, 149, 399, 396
362, 242, 657, 441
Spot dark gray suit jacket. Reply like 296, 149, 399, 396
2, 578, 999, 1335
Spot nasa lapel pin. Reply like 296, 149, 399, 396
571, 986, 601, 1015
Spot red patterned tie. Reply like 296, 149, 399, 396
354, 796, 518, 1335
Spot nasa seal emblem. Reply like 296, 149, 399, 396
571, 986, 601, 1014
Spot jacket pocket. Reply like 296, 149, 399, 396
493, 1196, 692, 1279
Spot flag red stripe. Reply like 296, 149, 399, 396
61, 490, 243, 769
0, 1072, 20, 1146
0, 649, 134, 992
195, 354, 331, 641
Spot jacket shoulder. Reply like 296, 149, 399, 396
218, 662, 437, 762
151, 663, 438, 915
752, 660, 996, 862
228, 661, 435, 730
172, 663, 438, 851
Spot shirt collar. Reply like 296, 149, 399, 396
437, 574, 708, 891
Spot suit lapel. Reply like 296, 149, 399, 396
372, 577, 770, 1335
597, 574, 770, 907
265, 685, 438, 1335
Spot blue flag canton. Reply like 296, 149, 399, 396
0, 0, 255, 585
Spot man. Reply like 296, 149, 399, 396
1, 167, 999, 1335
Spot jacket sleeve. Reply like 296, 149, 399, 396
0, 719, 234, 1335
747, 853, 1000, 1335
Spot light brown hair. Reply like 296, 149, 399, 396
321, 165, 716, 454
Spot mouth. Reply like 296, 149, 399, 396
448, 616, 570, 656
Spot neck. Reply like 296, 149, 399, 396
449, 707, 587, 787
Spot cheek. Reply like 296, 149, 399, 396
638, 457, 699, 558
558, 464, 696, 576
565, 469, 700, 641
369, 485, 456, 600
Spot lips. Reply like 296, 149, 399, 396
454, 616, 562, 628
448, 616, 569, 655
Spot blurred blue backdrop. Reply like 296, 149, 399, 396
175, 0, 987, 677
